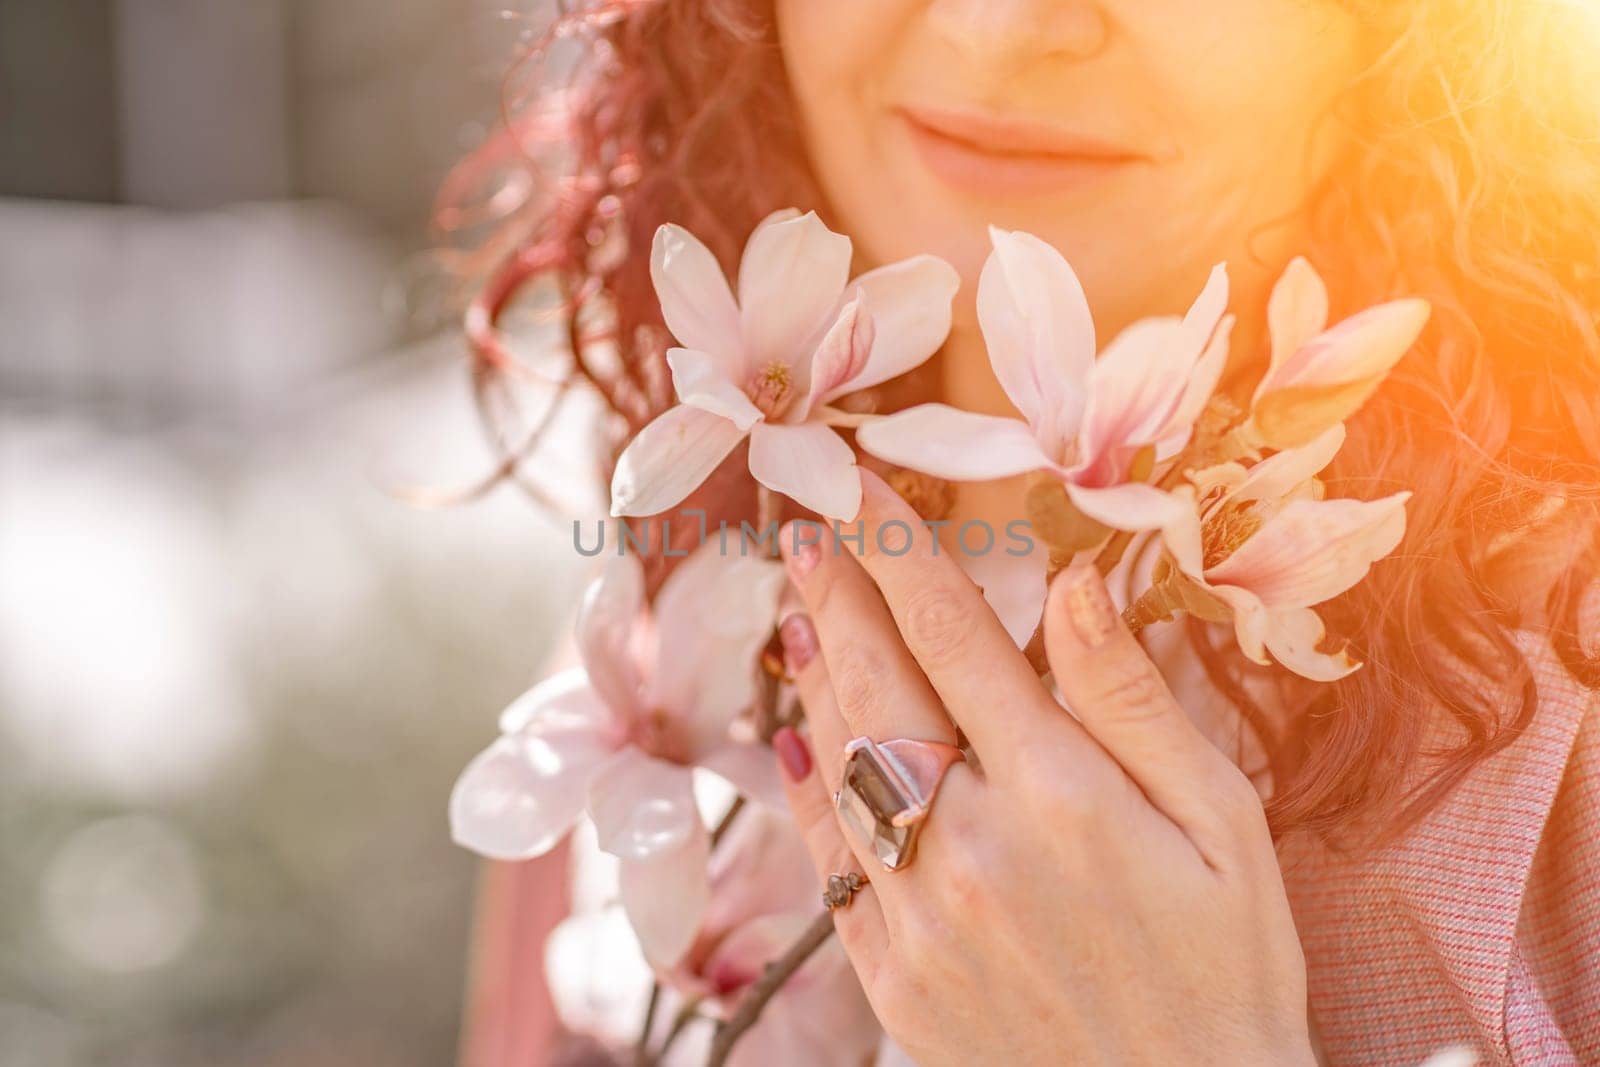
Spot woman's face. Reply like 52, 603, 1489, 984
776, 0, 1366, 336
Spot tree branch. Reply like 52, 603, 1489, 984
706, 911, 836, 1066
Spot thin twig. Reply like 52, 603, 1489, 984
651, 996, 706, 1064
711, 796, 746, 848
707, 911, 836, 1066
634, 982, 661, 1066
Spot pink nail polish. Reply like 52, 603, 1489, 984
779, 613, 819, 673
773, 726, 812, 782
1062, 566, 1117, 648
786, 537, 821, 580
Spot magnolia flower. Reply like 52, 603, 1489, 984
1159, 424, 1409, 681
856, 227, 1231, 534
664, 807, 880, 1067
449, 545, 785, 962
610, 209, 961, 521
1243, 256, 1431, 450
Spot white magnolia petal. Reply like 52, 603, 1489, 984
699, 743, 787, 809
1067, 480, 1198, 542
667, 347, 763, 430
1076, 316, 1192, 481
610, 405, 747, 517
650, 547, 786, 749
651, 224, 744, 377
828, 254, 961, 399
1258, 297, 1431, 396
855, 404, 1054, 481
977, 227, 1095, 450
801, 295, 874, 421
738, 210, 852, 367
588, 748, 701, 862
1230, 423, 1346, 507
618, 825, 710, 965
575, 555, 647, 719
1266, 256, 1329, 371
747, 421, 863, 521
1207, 491, 1410, 608
449, 707, 615, 860
1262, 605, 1362, 681
1209, 584, 1273, 665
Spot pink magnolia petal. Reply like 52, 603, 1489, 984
702, 913, 813, 999
651, 224, 743, 378
588, 748, 701, 862
1075, 315, 1191, 482
1266, 256, 1329, 371
667, 347, 763, 430
827, 254, 961, 399
738, 210, 852, 367
619, 825, 710, 965
1257, 297, 1430, 396
855, 404, 1054, 481
1153, 485, 1207, 579
977, 227, 1095, 452
747, 421, 862, 520
725, 938, 879, 1067
497, 666, 617, 735
699, 743, 786, 809
1209, 584, 1273, 665
1160, 314, 1235, 460
1067, 480, 1199, 546
1181, 262, 1231, 343
1262, 605, 1361, 681
1229, 423, 1345, 507
959, 547, 1047, 649
610, 404, 747, 517
800, 295, 874, 421
575, 555, 647, 720
1207, 491, 1409, 608
650, 548, 785, 749
450, 690, 616, 860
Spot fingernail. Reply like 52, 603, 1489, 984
773, 726, 812, 782
1062, 565, 1117, 648
784, 531, 822, 580
779, 613, 818, 673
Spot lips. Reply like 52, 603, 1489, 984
896, 104, 1147, 196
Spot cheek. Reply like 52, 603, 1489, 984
1155, 8, 1362, 216
775, 0, 927, 241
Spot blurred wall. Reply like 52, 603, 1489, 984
0, 4, 586, 1066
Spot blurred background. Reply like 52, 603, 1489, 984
0, 2, 591, 1064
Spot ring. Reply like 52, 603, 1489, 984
832, 736, 964, 872
823, 871, 868, 911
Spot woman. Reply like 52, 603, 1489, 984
445, 1, 1600, 1063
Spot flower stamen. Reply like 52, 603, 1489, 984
747, 361, 793, 419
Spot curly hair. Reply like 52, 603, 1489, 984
435, 0, 1600, 841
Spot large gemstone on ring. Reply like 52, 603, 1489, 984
836, 740, 918, 869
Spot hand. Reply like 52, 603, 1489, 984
771, 469, 1315, 1066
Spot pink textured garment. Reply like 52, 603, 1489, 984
1278, 632, 1600, 1066
1131, 518, 1600, 1066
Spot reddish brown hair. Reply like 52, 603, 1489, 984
436, 0, 1600, 841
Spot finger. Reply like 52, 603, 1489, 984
772, 723, 889, 985
778, 522, 956, 746
783, 611, 984, 894
779, 611, 905, 886
1043, 562, 1261, 861
837, 468, 1066, 764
